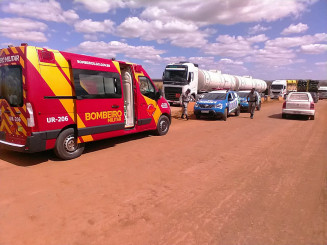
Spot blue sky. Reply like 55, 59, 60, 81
1, 0, 326, 80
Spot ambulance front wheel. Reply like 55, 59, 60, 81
54, 128, 85, 160
156, 115, 170, 136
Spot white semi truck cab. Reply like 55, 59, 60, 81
270, 80, 287, 99
162, 62, 199, 104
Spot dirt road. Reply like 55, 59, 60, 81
1, 100, 326, 245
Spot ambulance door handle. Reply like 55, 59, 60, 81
112, 105, 119, 109
4, 110, 11, 114
15, 111, 21, 114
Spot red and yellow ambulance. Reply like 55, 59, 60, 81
0, 44, 171, 159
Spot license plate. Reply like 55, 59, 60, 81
201, 110, 209, 113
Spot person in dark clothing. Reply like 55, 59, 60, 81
247, 88, 258, 119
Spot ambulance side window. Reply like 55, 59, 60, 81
139, 76, 155, 100
73, 69, 121, 99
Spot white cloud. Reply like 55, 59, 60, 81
74, 0, 317, 26
139, 0, 318, 26
315, 61, 327, 66
301, 44, 327, 54
116, 17, 208, 48
281, 23, 309, 35
68, 41, 166, 61
74, 19, 115, 33
0, 18, 48, 42
203, 34, 268, 57
74, 0, 125, 13
249, 24, 271, 34
266, 33, 327, 49
2, 0, 79, 23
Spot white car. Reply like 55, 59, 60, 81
282, 92, 315, 120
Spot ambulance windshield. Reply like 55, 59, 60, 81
0, 65, 23, 107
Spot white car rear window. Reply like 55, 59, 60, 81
289, 93, 309, 101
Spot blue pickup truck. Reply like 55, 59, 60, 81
194, 90, 240, 121
237, 90, 261, 112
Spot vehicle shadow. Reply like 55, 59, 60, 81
0, 131, 152, 166
83, 131, 150, 155
0, 149, 55, 167
269, 113, 310, 121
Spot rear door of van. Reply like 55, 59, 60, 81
0, 47, 29, 147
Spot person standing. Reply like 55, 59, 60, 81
181, 89, 195, 120
247, 88, 258, 119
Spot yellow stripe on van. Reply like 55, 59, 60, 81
112, 61, 121, 74
3, 49, 9, 55
143, 96, 161, 124
20, 57, 25, 69
11, 47, 18, 54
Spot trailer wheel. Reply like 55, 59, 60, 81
235, 106, 240, 116
54, 128, 85, 160
156, 115, 170, 136
222, 108, 228, 121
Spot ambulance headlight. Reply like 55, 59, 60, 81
215, 103, 223, 109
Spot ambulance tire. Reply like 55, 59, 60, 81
156, 115, 170, 136
222, 108, 228, 121
54, 128, 85, 160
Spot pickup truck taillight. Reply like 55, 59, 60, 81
310, 102, 314, 110
282, 101, 286, 109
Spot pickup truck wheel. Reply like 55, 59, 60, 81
156, 115, 170, 136
235, 106, 240, 116
222, 108, 228, 121
54, 128, 85, 160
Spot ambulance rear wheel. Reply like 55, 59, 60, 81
156, 115, 170, 136
54, 128, 85, 160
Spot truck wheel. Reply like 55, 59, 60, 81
54, 128, 85, 160
156, 115, 170, 136
222, 108, 228, 121
256, 103, 261, 111
235, 106, 240, 116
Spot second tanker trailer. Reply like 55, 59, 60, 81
162, 62, 267, 104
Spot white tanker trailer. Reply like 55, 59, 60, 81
162, 62, 267, 104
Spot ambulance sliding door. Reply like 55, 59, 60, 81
72, 68, 125, 140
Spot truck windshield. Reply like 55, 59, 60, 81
202, 93, 226, 100
271, 85, 284, 90
0, 65, 23, 107
163, 69, 188, 84
237, 92, 249, 98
